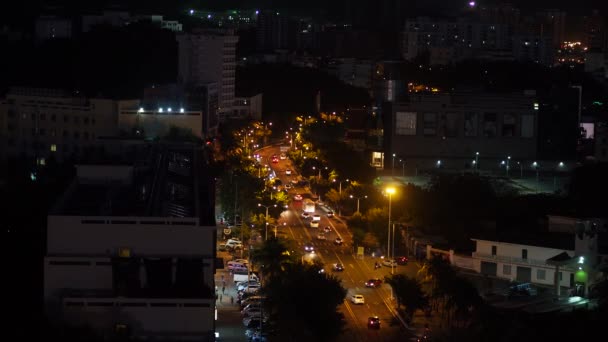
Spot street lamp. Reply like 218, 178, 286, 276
258, 203, 277, 240
392, 153, 396, 177
517, 161, 523, 178
506, 156, 511, 177
386, 187, 396, 270
554, 162, 565, 192
400, 159, 405, 177
349, 195, 367, 214
475, 152, 479, 172
532, 162, 540, 193
333, 178, 349, 195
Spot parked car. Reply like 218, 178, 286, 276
226, 241, 243, 250
350, 294, 365, 304
237, 281, 260, 292
368, 316, 381, 329
332, 263, 344, 272
243, 284, 261, 294
365, 278, 383, 288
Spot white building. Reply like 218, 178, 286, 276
44, 147, 218, 340
0, 87, 137, 163
471, 217, 607, 297
177, 29, 238, 119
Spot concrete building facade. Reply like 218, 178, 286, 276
385, 91, 538, 171
44, 146, 217, 340
177, 29, 238, 119
0, 87, 137, 163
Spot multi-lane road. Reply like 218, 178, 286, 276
257, 145, 415, 341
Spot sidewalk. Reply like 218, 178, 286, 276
215, 266, 248, 342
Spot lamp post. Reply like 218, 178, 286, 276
333, 178, 349, 195
506, 156, 511, 177
349, 195, 367, 214
532, 162, 539, 193
392, 153, 396, 176
475, 152, 479, 173
258, 203, 276, 241
400, 159, 405, 177
554, 162, 564, 192
385, 187, 396, 301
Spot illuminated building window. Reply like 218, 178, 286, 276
50, 144, 57, 152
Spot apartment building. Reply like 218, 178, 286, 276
177, 29, 238, 120
0, 87, 137, 163
44, 145, 218, 340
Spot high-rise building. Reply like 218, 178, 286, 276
177, 29, 238, 119
256, 10, 289, 51
583, 10, 607, 52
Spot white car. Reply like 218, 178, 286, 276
243, 284, 261, 294
280, 153, 287, 160
350, 294, 365, 305
285, 183, 292, 190
226, 241, 243, 250
238, 281, 260, 292
301, 212, 310, 219
312, 214, 321, 221
285, 169, 292, 175
382, 259, 398, 267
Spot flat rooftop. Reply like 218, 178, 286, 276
51, 143, 214, 222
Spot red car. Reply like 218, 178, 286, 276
395, 256, 409, 265
365, 278, 383, 288
368, 316, 380, 329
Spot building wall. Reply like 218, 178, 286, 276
61, 297, 214, 339
35, 16, 72, 41
119, 109, 204, 139
47, 216, 214, 256
177, 30, 238, 116
44, 257, 115, 299
473, 239, 574, 287
389, 92, 537, 164
0, 88, 137, 162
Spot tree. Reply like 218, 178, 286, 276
262, 261, 347, 341
251, 237, 293, 281
385, 274, 428, 321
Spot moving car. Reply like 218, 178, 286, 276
284, 183, 292, 190
332, 263, 344, 272
326, 211, 334, 217
310, 221, 319, 228
395, 256, 409, 265
294, 194, 303, 201
382, 259, 398, 267
312, 214, 321, 221
226, 241, 243, 250
365, 278, 383, 288
280, 153, 287, 160
316, 233, 326, 240
301, 212, 310, 219
368, 316, 381, 329
323, 226, 331, 233
334, 237, 343, 245
304, 243, 315, 252
285, 169, 292, 175
350, 294, 365, 305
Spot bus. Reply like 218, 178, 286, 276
303, 199, 315, 213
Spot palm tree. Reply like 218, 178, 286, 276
250, 237, 293, 281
